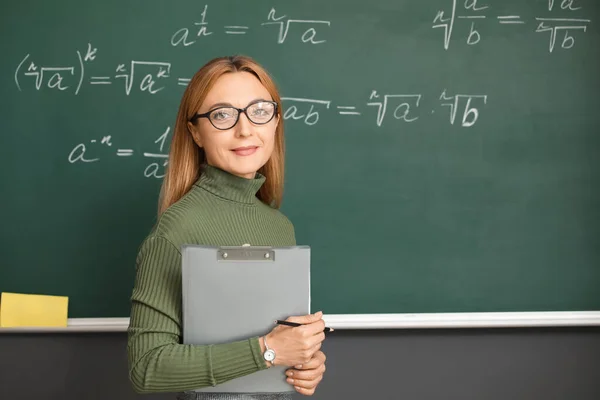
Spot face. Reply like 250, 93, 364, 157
188, 71, 279, 179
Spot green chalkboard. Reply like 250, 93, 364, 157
1, 0, 599, 318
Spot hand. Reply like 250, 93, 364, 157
286, 350, 327, 396
260, 311, 326, 367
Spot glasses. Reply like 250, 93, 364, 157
189, 100, 278, 130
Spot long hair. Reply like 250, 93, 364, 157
157, 55, 285, 216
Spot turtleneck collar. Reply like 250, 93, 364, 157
194, 164, 266, 204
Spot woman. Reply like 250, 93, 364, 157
127, 55, 328, 399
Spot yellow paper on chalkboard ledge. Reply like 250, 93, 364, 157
0, 292, 68, 328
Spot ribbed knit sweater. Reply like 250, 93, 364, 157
127, 164, 296, 399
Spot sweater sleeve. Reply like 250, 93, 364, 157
127, 235, 268, 393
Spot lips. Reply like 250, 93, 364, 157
231, 146, 259, 156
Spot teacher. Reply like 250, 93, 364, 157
127, 55, 328, 399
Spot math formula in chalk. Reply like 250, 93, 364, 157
282, 90, 488, 129
68, 127, 171, 179
433, 0, 592, 52
171, 6, 330, 46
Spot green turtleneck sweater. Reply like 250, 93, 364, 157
127, 165, 296, 393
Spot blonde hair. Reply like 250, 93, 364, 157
157, 55, 285, 216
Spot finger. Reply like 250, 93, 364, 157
301, 320, 326, 336
296, 351, 325, 370
316, 350, 326, 363
286, 311, 323, 325
287, 365, 325, 381
292, 357, 320, 371
287, 376, 322, 392
293, 385, 315, 396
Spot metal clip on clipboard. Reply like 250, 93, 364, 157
217, 246, 276, 262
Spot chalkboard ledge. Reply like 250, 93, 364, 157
1, 312, 600, 333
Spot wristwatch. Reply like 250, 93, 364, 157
263, 335, 276, 365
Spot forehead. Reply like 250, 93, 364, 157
202, 71, 271, 109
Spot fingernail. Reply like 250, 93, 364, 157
295, 364, 302, 369
315, 311, 323, 316
295, 386, 301, 390
287, 378, 294, 384
287, 371, 293, 376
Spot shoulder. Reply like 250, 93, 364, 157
275, 208, 295, 231
151, 186, 210, 239
142, 188, 207, 251
258, 199, 294, 222
258, 202, 297, 241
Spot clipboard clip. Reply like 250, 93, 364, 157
217, 246, 275, 261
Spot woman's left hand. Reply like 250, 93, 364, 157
285, 350, 327, 396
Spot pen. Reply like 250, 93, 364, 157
274, 320, 334, 333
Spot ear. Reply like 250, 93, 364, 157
187, 121, 203, 148
274, 114, 280, 129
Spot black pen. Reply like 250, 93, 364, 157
274, 320, 334, 333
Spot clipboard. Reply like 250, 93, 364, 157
181, 245, 311, 393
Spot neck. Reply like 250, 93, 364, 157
194, 164, 266, 205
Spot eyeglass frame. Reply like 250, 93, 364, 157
188, 100, 278, 130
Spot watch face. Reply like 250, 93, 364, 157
264, 349, 275, 361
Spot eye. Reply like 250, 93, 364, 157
251, 107, 269, 116
249, 102, 274, 118
212, 109, 234, 120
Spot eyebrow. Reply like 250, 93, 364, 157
205, 98, 271, 111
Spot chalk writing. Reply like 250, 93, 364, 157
439, 90, 488, 127
15, 43, 94, 94
143, 127, 170, 178
548, 0, 582, 12
15, 44, 171, 96
68, 135, 112, 164
281, 97, 331, 126
261, 8, 331, 44
535, 17, 590, 52
170, 5, 213, 47
433, 0, 591, 52
170, 5, 330, 47
281, 91, 487, 128
367, 91, 422, 127
67, 128, 171, 179
115, 61, 172, 95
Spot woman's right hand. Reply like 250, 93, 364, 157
261, 311, 327, 367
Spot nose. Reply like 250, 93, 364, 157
235, 112, 253, 137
